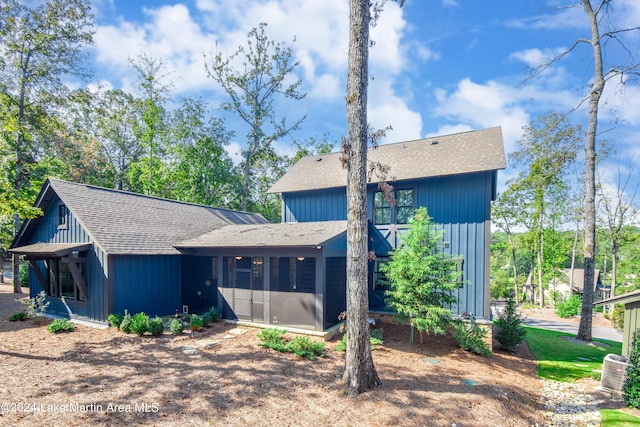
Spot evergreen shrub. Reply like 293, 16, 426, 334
148, 316, 164, 336
623, 332, 640, 409
494, 291, 527, 352
170, 318, 184, 335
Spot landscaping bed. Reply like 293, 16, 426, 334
0, 285, 582, 426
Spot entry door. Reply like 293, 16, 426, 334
233, 269, 252, 320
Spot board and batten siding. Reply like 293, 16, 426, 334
283, 187, 347, 223
111, 255, 181, 317
280, 171, 496, 319
28, 195, 107, 321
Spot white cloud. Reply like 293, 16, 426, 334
223, 141, 243, 165
433, 78, 531, 153
369, 79, 423, 143
510, 47, 566, 68
505, 6, 585, 30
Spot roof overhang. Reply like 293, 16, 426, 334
594, 289, 640, 306
174, 221, 347, 250
9, 243, 93, 259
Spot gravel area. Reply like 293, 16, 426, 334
540, 380, 600, 427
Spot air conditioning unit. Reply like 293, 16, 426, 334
601, 353, 629, 393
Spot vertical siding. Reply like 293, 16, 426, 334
111, 255, 181, 317
283, 188, 347, 222
623, 302, 640, 357
27, 195, 106, 321
361, 171, 494, 318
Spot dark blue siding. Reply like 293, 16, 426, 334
27, 195, 106, 321
30, 195, 91, 244
283, 187, 347, 222
111, 255, 181, 317
281, 171, 495, 319
182, 256, 217, 313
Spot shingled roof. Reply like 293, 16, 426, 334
269, 126, 506, 194
12, 179, 267, 255
175, 221, 347, 249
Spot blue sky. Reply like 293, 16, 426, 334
35, 0, 640, 193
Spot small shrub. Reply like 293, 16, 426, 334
591, 370, 602, 381
120, 310, 132, 334
190, 314, 203, 331
336, 328, 384, 352
286, 336, 325, 360
47, 319, 75, 334
130, 312, 149, 336
170, 318, 184, 335
623, 332, 640, 409
8, 312, 27, 321
451, 319, 492, 357
611, 305, 625, 332
258, 328, 287, 352
148, 316, 164, 336
19, 290, 50, 320
494, 291, 527, 352
208, 306, 220, 321
108, 313, 124, 328
19, 262, 29, 287
201, 312, 213, 326
555, 295, 582, 318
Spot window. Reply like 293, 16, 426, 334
396, 189, 414, 224
58, 204, 68, 229
373, 188, 414, 225
373, 192, 391, 225
46, 258, 86, 301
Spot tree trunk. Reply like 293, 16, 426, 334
577, 0, 604, 342
507, 234, 519, 305
609, 240, 618, 313
569, 222, 579, 297
537, 229, 544, 308
343, 0, 380, 395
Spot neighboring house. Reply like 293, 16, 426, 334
546, 269, 610, 303
595, 289, 640, 357
11, 126, 505, 331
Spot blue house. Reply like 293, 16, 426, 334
9, 179, 267, 322
11, 126, 505, 332
268, 126, 506, 320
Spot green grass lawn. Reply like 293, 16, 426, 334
600, 409, 640, 426
523, 326, 623, 382
523, 327, 640, 426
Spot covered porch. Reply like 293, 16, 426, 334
175, 221, 348, 332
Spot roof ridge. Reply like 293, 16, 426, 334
308, 126, 502, 158
48, 178, 260, 217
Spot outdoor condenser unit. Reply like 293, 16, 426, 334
601, 353, 629, 393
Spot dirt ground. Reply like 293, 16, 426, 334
0, 285, 629, 427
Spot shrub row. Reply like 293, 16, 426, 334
257, 328, 326, 360
108, 306, 221, 336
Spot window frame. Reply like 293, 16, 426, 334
57, 204, 68, 229
373, 187, 415, 225
45, 258, 87, 301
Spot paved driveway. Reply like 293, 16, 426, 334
523, 317, 622, 342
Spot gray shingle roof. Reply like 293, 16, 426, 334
268, 126, 506, 194
175, 220, 347, 249
14, 179, 267, 255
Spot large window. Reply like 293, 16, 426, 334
373, 188, 415, 225
46, 259, 86, 301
